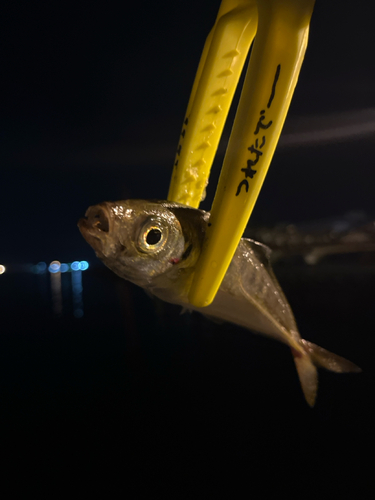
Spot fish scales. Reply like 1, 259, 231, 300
78, 199, 361, 406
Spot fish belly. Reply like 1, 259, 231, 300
200, 290, 298, 347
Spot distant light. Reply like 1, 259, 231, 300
79, 261, 89, 271
71, 261, 80, 271
60, 263, 69, 273
37, 262, 47, 273
32, 262, 47, 274
0, 265, 6, 274
49, 260, 61, 273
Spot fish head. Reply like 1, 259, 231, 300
78, 200, 189, 286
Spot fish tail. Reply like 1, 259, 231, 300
292, 347, 318, 407
291, 339, 362, 407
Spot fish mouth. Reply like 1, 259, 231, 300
78, 204, 112, 255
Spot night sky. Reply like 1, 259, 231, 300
1, 1, 375, 492
2, 1, 375, 263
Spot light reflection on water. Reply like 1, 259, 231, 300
71, 269, 83, 318
26, 260, 90, 317
50, 270, 63, 316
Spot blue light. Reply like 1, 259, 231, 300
49, 261, 61, 273
71, 261, 80, 271
60, 263, 69, 273
37, 262, 47, 273
79, 261, 89, 271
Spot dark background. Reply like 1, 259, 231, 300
1, 0, 374, 493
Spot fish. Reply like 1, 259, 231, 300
78, 199, 361, 406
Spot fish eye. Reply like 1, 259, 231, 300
146, 228, 162, 245
138, 219, 168, 253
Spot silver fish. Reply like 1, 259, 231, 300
78, 199, 361, 406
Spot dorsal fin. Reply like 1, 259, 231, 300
241, 238, 273, 271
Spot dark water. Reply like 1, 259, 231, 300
1, 260, 373, 492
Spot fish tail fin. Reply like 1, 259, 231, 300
292, 348, 318, 407
292, 339, 362, 407
299, 339, 362, 373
